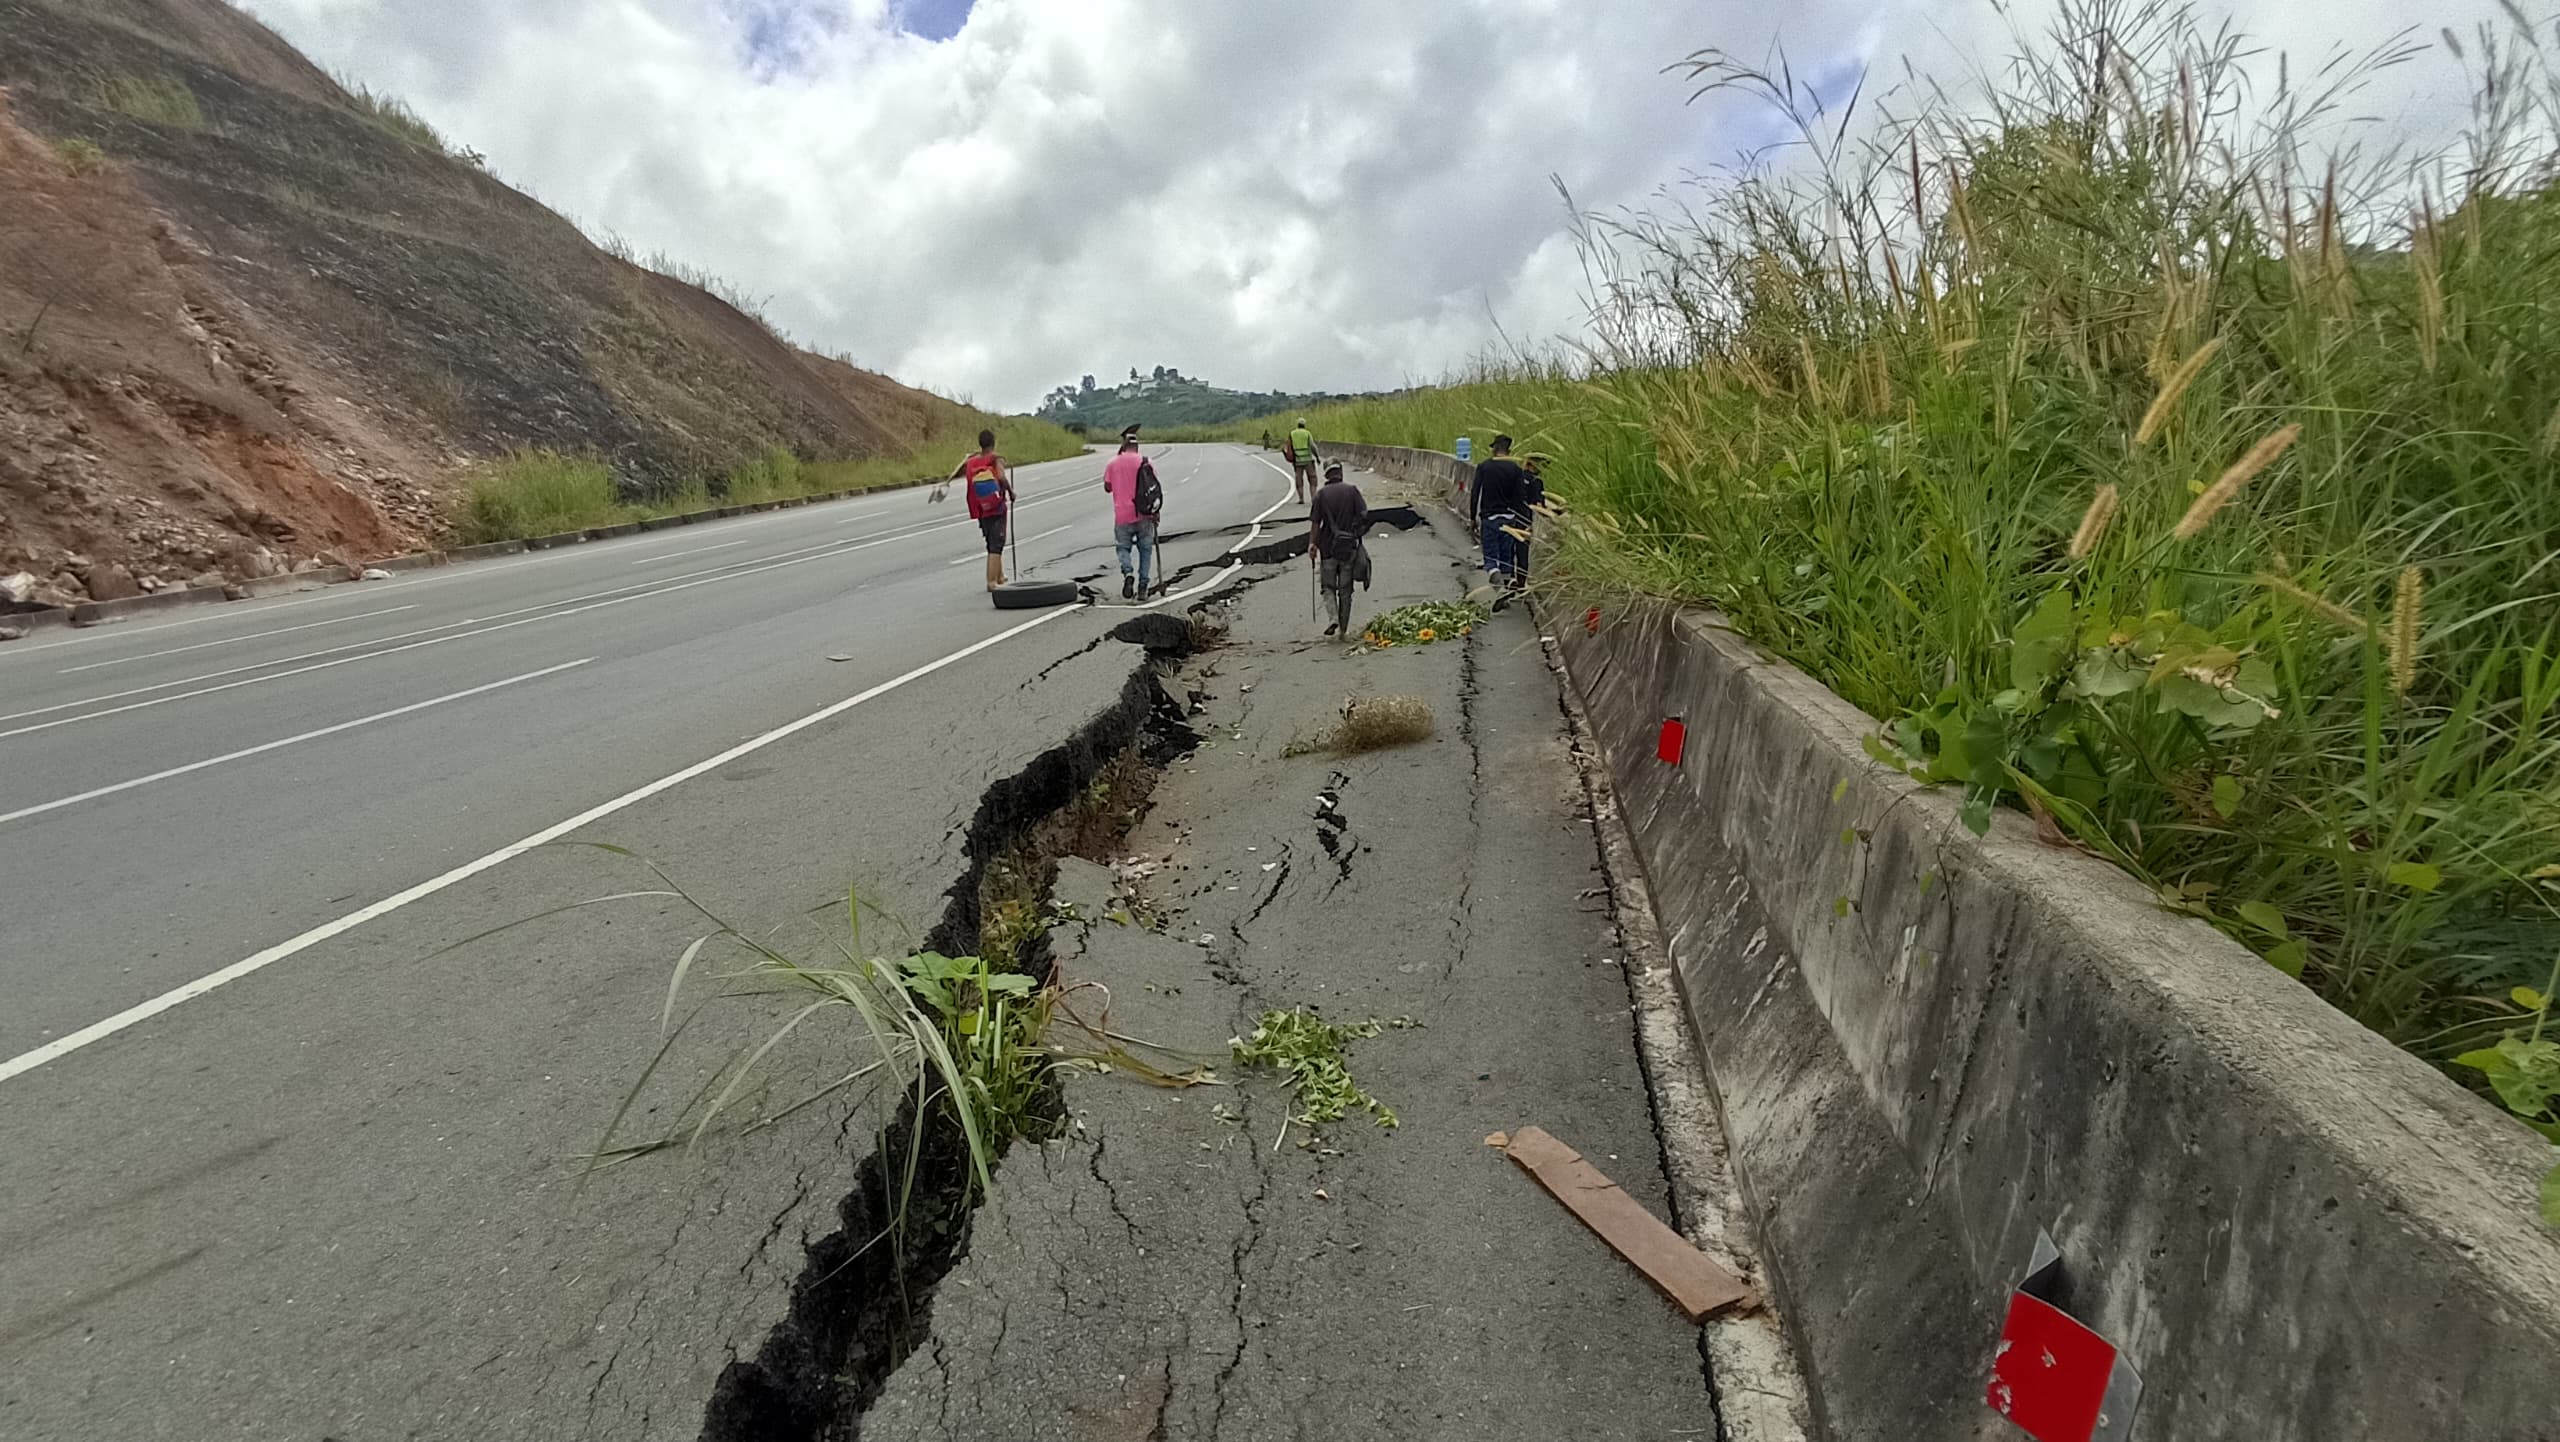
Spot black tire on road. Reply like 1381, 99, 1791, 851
991, 579, 1081, 610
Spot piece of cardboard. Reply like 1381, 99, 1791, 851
1495, 1125, 1759, 1322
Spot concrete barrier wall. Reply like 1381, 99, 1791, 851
1335, 443, 2560, 1442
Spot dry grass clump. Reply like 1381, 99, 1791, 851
1291, 695, 1435, 756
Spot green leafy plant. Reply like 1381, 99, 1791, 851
2454, 968, 2560, 1226
1231, 1009, 1398, 1129
1361, 601, 1487, 648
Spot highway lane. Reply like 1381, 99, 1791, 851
0, 443, 1298, 1439
0, 445, 1281, 1053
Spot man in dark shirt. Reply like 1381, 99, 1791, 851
1469, 434, 1531, 588
1309, 461, 1370, 637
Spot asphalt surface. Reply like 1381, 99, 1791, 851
865, 507, 1717, 1439
0, 444, 1300, 1440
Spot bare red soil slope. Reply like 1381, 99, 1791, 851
0, 0, 958, 604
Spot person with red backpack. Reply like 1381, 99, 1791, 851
953, 429, 1012, 592
1102, 437, 1164, 599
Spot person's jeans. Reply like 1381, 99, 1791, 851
1481, 514, 1527, 584
1114, 518, 1159, 592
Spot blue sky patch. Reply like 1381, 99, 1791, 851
894, 0, 973, 42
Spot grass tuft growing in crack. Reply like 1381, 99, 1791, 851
1287, 695, 1437, 757
1231, 1009, 1405, 1130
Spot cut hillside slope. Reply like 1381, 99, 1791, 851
0, 0, 997, 605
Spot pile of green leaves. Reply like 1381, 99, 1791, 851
1231, 1009, 1398, 1128
1361, 601, 1487, 649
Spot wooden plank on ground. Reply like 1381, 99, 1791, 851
1491, 1125, 1759, 1322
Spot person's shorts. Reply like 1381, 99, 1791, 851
978, 514, 1007, 554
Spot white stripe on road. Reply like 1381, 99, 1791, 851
948, 522, 1077, 564
0, 489, 1098, 740
0, 660, 593, 828
57, 606, 419, 674
629, 538, 751, 565
1132, 460, 1298, 611
0, 609, 1082, 1085
0, 458, 1101, 664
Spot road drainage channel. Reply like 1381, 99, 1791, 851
698, 612, 1204, 1442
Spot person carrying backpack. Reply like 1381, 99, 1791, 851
1310, 460, 1370, 637
1102, 437, 1164, 599
954, 429, 1012, 592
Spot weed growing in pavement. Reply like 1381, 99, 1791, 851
1286, 696, 1437, 757
1231, 1009, 1401, 1131
1234, 2, 2560, 1126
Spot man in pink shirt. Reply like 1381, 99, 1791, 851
1101, 439, 1164, 599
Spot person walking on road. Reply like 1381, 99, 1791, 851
1285, 418, 1320, 503
1103, 437, 1164, 600
1310, 460, 1370, 637
1469, 434, 1531, 589
955, 429, 1013, 592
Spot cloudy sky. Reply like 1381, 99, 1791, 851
238, 0, 2512, 411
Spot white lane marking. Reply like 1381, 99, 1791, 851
630, 538, 751, 566
0, 458, 1101, 663
0, 660, 593, 829
950, 521, 1079, 564
0, 608, 1082, 1085
840, 468, 1099, 525
1133, 459, 1298, 611
0, 579, 431, 659
1, 490, 1098, 737
57, 607, 420, 675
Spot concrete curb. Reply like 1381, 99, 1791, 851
71, 585, 228, 627
1333, 441, 2560, 1442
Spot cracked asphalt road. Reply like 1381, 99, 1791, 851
0, 446, 1295, 1441
865, 501, 1715, 1440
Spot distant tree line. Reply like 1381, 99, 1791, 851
1036, 367, 1372, 431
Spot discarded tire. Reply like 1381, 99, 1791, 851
991, 579, 1081, 610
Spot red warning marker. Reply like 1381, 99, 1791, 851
1657, 718, 1686, 765
1987, 1233, 2143, 1442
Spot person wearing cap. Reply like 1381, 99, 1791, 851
1469, 434, 1531, 589
1285, 418, 1319, 503
1310, 459, 1370, 637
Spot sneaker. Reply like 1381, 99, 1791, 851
1323, 622, 1341, 637
1122, 574, 1136, 599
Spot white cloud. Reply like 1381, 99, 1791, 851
237, 0, 2519, 410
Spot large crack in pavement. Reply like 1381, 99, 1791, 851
696, 607, 1208, 1442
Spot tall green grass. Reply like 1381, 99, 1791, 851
1273, 1, 2560, 1077
92, 71, 204, 130
448, 419, 1087, 545
451, 451, 622, 543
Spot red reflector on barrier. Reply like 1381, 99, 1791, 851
1657, 719, 1685, 765
1987, 1293, 2116, 1442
